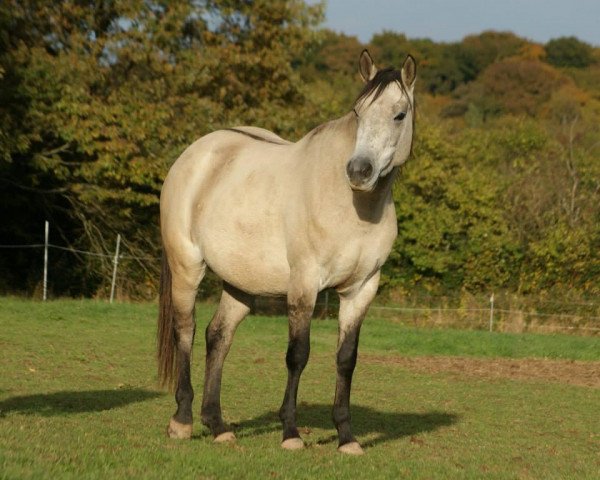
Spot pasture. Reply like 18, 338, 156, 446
0, 298, 598, 479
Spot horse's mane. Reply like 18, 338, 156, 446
355, 67, 415, 115
223, 128, 288, 145
356, 68, 400, 104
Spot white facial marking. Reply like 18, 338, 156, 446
351, 82, 413, 190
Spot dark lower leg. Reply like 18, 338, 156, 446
200, 285, 250, 437
168, 312, 196, 439
279, 331, 310, 440
200, 314, 230, 436
333, 326, 361, 446
171, 306, 196, 421
172, 341, 194, 426
278, 276, 317, 444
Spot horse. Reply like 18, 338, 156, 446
157, 50, 416, 455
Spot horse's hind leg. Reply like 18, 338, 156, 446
201, 283, 252, 442
161, 255, 205, 440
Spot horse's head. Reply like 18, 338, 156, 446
346, 50, 416, 192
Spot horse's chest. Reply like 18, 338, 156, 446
319, 221, 396, 290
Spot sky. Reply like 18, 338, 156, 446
316, 0, 600, 46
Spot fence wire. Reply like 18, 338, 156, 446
1, 241, 599, 334
0, 242, 159, 261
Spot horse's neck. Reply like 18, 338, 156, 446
352, 166, 398, 223
306, 112, 358, 157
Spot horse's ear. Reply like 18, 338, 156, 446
359, 49, 377, 83
401, 54, 417, 88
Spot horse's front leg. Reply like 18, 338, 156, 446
279, 275, 318, 450
333, 271, 380, 455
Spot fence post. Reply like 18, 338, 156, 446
43, 221, 49, 301
110, 234, 121, 304
489, 293, 495, 332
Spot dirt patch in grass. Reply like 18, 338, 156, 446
361, 355, 600, 388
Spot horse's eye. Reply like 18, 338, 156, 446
394, 112, 407, 122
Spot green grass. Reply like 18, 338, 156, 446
1, 298, 598, 479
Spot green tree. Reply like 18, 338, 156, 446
454, 31, 525, 82
382, 125, 520, 294
545, 36, 595, 68
471, 58, 566, 118
369, 31, 465, 94
0, 0, 323, 297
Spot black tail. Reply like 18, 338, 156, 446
157, 251, 177, 390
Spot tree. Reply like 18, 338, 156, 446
382, 124, 520, 294
475, 58, 567, 117
369, 31, 465, 95
305, 29, 363, 77
454, 31, 525, 82
545, 36, 595, 68
0, 0, 323, 297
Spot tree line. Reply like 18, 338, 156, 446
1, 1, 598, 301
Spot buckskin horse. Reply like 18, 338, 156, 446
158, 50, 416, 455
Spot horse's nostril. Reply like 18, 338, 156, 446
360, 163, 373, 178
347, 158, 374, 184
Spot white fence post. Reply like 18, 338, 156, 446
489, 293, 495, 332
110, 234, 121, 304
43, 221, 49, 301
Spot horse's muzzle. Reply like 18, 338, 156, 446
346, 157, 375, 191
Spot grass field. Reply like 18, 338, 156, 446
1, 298, 598, 479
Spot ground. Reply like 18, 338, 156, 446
0, 298, 598, 479
362, 355, 600, 388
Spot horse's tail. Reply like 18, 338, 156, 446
157, 249, 177, 390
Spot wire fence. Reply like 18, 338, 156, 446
251, 296, 600, 335
0, 243, 157, 260
1, 221, 599, 335
1, 222, 159, 302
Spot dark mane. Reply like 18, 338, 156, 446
355, 67, 404, 105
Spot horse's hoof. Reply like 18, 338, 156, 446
281, 437, 304, 450
214, 431, 236, 443
338, 442, 364, 455
167, 418, 192, 439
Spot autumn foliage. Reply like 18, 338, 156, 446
0, 2, 598, 300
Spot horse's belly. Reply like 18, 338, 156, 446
204, 240, 290, 295
196, 210, 290, 296
190, 151, 295, 295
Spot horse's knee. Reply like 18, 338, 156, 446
336, 333, 359, 375
285, 292, 314, 372
205, 320, 224, 356
285, 336, 310, 371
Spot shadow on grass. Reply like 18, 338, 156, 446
234, 403, 458, 448
0, 388, 162, 417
